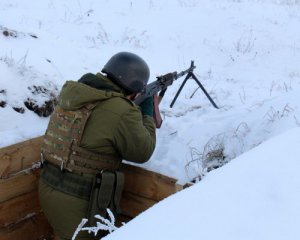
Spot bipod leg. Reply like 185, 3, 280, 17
170, 72, 192, 108
190, 73, 219, 109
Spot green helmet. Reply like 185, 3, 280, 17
102, 52, 150, 94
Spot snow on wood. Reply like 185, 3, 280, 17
0, 136, 43, 178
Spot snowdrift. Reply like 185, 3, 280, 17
104, 127, 300, 240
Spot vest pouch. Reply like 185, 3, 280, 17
87, 171, 124, 227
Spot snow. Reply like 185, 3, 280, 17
1, 0, 300, 239
104, 127, 300, 240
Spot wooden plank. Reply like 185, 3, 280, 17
0, 137, 183, 240
0, 161, 179, 213
120, 164, 178, 201
0, 136, 180, 201
0, 191, 40, 228
116, 214, 132, 226
120, 191, 157, 218
0, 136, 43, 178
0, 212, 53, 240
0, 171, 39, 203
53, 234, 60, 240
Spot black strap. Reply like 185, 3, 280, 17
96, 172, 115, 210
87, 171, 115, 225
41, 162, 93, 200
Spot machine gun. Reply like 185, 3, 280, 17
134, 61, 218, 128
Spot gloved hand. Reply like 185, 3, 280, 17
139, 96, 154, 117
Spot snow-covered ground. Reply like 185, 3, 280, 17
1, 0, 300, 239
104, 127, 300, 240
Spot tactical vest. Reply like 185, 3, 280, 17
41, 102, 122, 174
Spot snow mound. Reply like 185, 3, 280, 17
104, 127, 300, 240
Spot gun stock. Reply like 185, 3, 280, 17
153, 95, 163, 128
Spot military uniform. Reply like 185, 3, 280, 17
39, 73, 156, 240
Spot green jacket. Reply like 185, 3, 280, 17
58, 73, 156, 163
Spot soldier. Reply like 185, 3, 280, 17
39, 52, 156, 240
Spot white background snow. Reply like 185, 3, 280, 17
1, 0, 300, 239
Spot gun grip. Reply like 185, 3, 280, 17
153, 95, 163, 128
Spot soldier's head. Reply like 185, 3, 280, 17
102, 52, 150, 94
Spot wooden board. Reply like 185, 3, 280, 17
0, 191, 40, 228
120, 163, 178, 201
0, 212, 53, 240
0, 136, 43, 179
0, 171, 39, 203
0, 137, 183, 240
120, 191, 157, 218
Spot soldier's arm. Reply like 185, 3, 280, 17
113, 107, 156, 163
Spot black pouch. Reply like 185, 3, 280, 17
87, 171, 124, 226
